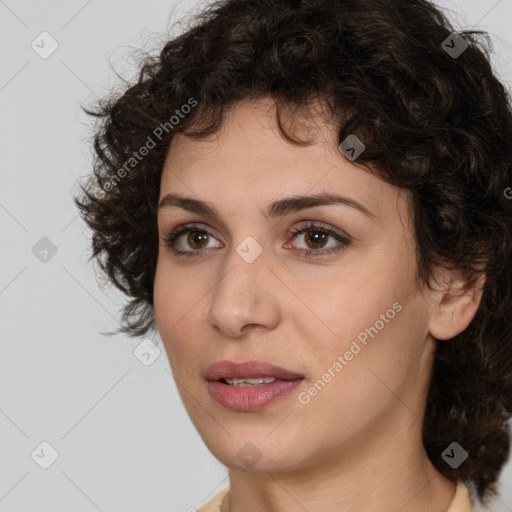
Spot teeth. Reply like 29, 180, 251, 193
224, 377, 277, 386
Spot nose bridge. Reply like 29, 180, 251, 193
213, 235, 268, 307
207, 235, 280, 336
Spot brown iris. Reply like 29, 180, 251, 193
187, 231, 209, 249
303, 229, 328, 249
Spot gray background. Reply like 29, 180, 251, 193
1, 0, 511, 510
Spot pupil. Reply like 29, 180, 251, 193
188, 231, 208, 248
307, 230, 326, 248
185, 229, 327, 250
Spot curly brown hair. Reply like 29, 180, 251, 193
73, 0, 512, 505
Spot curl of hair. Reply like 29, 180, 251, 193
74, 0, 512, 504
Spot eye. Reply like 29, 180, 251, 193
160, 221, 351, 259
161, 223, 222, 258
286, 221, 351, 258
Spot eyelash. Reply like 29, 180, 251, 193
161, 222, 351, 260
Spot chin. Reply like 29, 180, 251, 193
203, 432, 307, 473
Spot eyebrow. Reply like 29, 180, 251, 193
157, 192, 376, 220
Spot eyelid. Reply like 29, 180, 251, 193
291, 220, 351, 239
162, 219, 349, 240
287, 221, 351, 252
161, 222, 224, 247
161, 220, 352, 258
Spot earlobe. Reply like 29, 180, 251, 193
428, 269, 486, 341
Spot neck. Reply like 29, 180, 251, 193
220, 424, 456, 512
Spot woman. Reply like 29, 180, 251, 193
74, 0, 512, 511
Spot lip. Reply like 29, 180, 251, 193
205, 360, 305, 412
207, 379, 304, 411
205, 360, 304, 381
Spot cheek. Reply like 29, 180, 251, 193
153, 260, 187, 360
153, 260, 172, 331
297, 301, 425, 441
306, 243, 424, 388
153, 259, 209, 368
325, 289, 428, 419
153, 257, 199, 329
304, 249, 413, 351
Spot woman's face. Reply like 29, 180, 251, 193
154, 98, 439, 474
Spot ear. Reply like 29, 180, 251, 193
428, 267, 486, 341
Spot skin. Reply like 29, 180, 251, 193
153, 97, 484, 512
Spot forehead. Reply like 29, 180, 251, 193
160, 98, 409, 224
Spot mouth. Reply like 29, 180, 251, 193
218, 376, 284, 387
205, 360, 305, 411
205, 360, 305, 382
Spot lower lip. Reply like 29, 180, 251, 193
207, 379, 304, 411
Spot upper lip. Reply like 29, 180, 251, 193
205, 360, 304, 381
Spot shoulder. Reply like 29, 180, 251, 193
197, 487, 230, 512
446, 481, 472, 512
194, 482, 470, 511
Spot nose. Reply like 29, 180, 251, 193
206, 241, 282, 338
